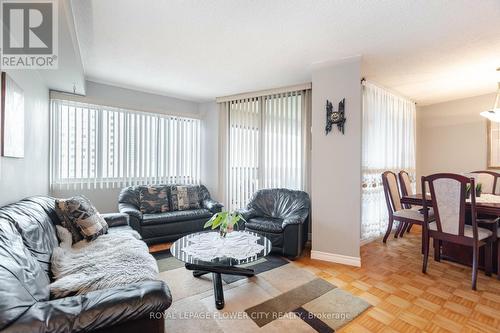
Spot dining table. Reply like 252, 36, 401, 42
401, 193, 500, 272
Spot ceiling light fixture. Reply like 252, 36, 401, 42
480, 67, 500, 122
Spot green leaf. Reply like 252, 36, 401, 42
204, 211, 245, 230
229, 214, 239, 227
212, 218, 222, 229
203, 213, 219, 228
212, 214, 224, 229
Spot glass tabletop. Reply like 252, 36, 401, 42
170, 230, 272, 267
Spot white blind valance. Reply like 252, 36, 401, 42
50, 99, 201, 190
216, 83, 312, 103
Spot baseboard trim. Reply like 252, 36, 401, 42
310, 250, 361, 267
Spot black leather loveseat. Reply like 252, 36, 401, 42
119, 184, 223, 244
0, 196, 171, 333
238, 188, 310, 259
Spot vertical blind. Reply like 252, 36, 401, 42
50, 99, 201, 189
361, 81, 416, 240
220, 88, 311, 210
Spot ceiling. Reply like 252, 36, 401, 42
71, 0, 500, 105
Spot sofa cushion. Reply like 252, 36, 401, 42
170, 185, 200, 211
245, 217, 284, 233
55, 196, 108, 242
139, 185, 169, 213
142, 209, 212, 226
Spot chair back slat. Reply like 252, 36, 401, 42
399, 171, 413, 197
382, 171, 402, 214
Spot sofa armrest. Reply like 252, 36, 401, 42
236, 208, 256, 229
3, 280, 171, 333
202, 199, 223, 214
119, 203, 142, 219
119, 203, 143, 232
282, 213, 308, 228
101, 213, 129, 228
236, 208, 257, 221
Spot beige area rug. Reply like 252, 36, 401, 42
159, 260, 370, 332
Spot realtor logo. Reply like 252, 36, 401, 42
1, 0, 58, 69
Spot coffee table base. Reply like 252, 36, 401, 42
185, 263, 255, 310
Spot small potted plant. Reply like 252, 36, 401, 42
466, 183, 483, 198
475, 183, 482, 197
204, 211, 245, 238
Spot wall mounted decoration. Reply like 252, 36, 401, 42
325, 98, 346, 135
1, 72, 25, 158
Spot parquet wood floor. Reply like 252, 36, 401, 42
294, 227, 500, 333
150, 227, 500, 332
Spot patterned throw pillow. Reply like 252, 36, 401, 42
171, 185, 200, 211
54, 201, 84, 244
139, 185, 170, 213
55, 196, 108, 242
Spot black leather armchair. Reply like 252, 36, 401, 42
119, 184, 223, 244
0, 196, 171, 333
238, 188, 310, 259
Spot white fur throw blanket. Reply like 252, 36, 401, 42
50, 226, 159, 298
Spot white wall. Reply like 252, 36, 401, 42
51, 80, 205, 213
199, 101, 220, 200
310, 57, 362, 266
62, 80, 200, 117
417, 92, 496, 186
0, 71, 50, 206
38, 0, 86, 95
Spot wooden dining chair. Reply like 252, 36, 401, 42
470, 171, 499, 194
382, 171, 433, 243
399, 170, 417, 236
399, 170, 413, 206
421, 173, 494, 290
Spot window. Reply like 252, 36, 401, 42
50, 99, 201, 189
220, 88, 311, 210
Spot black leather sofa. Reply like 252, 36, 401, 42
119, 184, 223, 244
238, 188, 310, 259
0, 196, 171, 333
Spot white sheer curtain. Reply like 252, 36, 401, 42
361, 81, 416, 240
218, 86, 311, 210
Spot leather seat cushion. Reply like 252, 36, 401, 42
142, 209, 212, 226
245, 217, 283, 233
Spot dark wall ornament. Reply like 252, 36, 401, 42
325, 98, 346, 135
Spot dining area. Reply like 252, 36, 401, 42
381, 170, 500, 290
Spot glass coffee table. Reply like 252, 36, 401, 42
170, 230, 272, 309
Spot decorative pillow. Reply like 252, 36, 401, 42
171, 185, 200, 211
139, 185, 169, 213
54, 202, 84, 244
55, 196, 108, 242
